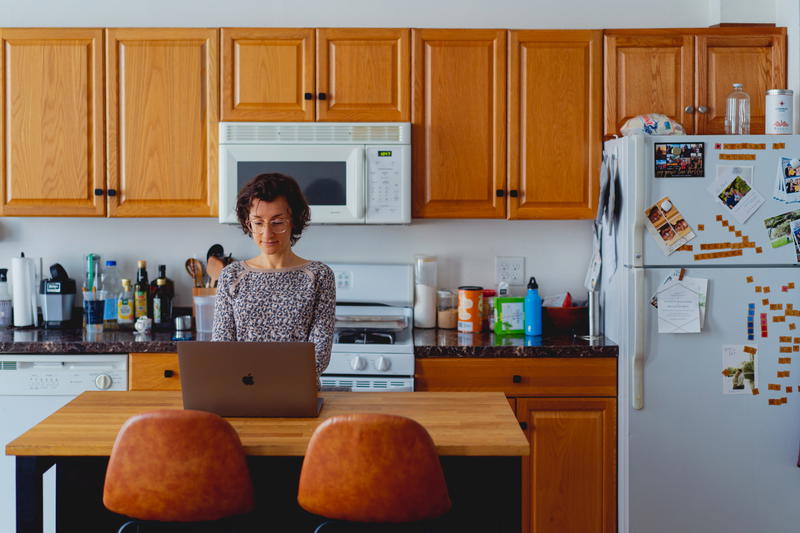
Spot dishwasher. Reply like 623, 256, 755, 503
0, 354, 128, 533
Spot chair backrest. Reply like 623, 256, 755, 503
103, 409, 254, 522
297, 413, 451, 523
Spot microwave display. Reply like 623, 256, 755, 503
237, 161, 346, 206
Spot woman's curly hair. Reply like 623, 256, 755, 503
235, 173, 311, 246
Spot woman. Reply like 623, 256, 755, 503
212, 173, 336, 379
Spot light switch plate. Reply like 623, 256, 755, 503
495, 256, 525, 285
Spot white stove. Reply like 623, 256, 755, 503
321, 263, 414, 392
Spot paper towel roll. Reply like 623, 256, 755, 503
11, 257, 34, 327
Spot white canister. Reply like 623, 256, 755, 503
765, 89, 793, 134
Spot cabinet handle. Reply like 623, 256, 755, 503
318, 92, 327, 100
107, 189, 117, 197
512, 374, 522, 383
94, 188, 104, 196
519, 421, 527, 430
496, 189, 505, 197
684, 105, 695, 114
509, 190, 519, 198
164, 370, 174, 378
304, 92, 312, 100
697, 105, 709, 114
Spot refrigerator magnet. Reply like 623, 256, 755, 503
654, 143, 704, 177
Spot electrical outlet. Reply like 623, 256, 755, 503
495, 256, 525, 285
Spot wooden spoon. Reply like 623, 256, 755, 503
184, 258, 204, 288
207, 256, 225, 288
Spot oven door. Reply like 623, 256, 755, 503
220, 144, 364, 224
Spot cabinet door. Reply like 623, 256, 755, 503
412, 29, 506, 218
604, 31, 694, 135
129, 353, 181, 391
696, 29, 786, 134
0, 28, 105, 216
106, 28, 218, 217
221, 28, 314, 121
509, 30, 601, 219
517, 397, 616, 533
317, 28, 409, 122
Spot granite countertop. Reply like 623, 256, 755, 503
0, 327, 617, 358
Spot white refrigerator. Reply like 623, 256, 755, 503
601, 135, 800, 533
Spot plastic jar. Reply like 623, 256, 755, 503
414, 256, 438, 328
437, 290, 457, 329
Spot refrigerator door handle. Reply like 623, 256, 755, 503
631, 136, 645, 268
632, 267, 645, 409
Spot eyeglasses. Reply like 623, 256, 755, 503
248, 219, 289, 235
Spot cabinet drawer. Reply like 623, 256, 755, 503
129, 353, 181, 391
415, 357, 616, 397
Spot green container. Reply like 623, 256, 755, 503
494, 297, 525, 335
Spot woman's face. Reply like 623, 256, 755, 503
248, 197, 292, 256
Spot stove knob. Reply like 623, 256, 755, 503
375, 356, 391, 372
350, 356, 367, 371
95, 374, 113, 390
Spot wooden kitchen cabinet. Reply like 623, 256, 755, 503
509, 30, 602, 219
128, 352, 181, 391
415, 356, 617, 533
106, 28, 219, 217
0, 28, 105, 216
517, 397, 616, 533
221, 28, 409, 122
411, 29, 507, 218
604, 27, 786, 136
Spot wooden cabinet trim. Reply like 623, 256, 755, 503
221, 27, 314, 121
0, 28, 106, 216
415, 357, 617, 397
106, 28, 219, 217
509, 30, 602, 220
316, 28, 410, 122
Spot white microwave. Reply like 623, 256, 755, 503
219, 122, 411, 224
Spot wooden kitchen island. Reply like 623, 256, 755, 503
7, 391, 528, 533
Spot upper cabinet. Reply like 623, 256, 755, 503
605, 27, 786, 136
221, 28, 409, 122
509, 30, 602, 219
0, 28, 105, 216
106, 28, 219, 217
412, 29, 507, 218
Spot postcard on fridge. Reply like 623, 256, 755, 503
709, 166, 764, 224
722, 345, 758, 395
774, 157, 800, 204
650, 270, 708, 329
656, 279, 701, 333
763, 208, 800, 248
644, 197, 696, 255
791, 219, 800, 263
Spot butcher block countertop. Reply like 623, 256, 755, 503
6, 391, 529, 457
0, 328, 617, 358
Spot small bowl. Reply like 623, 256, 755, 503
543, 306, 588, 333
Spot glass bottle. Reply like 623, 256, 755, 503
152, 278, 173, 330
117, 279, 134, 330
725, 83, 750, 135
414, 255, 438, 328
102, 260, 119, 330
150, 264, 175, 300
133, 260, 150, 320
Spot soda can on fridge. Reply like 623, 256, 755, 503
457, 286, 483, 333
766, 89, 793, 134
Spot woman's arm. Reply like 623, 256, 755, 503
211, 267, 237, 341
308, 265, 336, 375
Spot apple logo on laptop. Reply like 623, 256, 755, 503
242, 373, 255, 386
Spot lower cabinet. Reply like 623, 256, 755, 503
415, 357, 617, 533
128, 352, 181, 391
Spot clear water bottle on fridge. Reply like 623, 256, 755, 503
725, 83, 750, 134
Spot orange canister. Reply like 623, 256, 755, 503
457, 286, 484, 333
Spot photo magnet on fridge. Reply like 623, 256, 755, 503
654, 143, 704, 178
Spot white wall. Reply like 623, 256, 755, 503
0, 0, 788, 306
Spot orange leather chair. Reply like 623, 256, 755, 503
297, 413, 451, 531
103, 409, 254, 532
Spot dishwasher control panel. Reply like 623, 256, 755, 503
0, 354, 128, 395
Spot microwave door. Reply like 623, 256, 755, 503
219, 144, 365, 224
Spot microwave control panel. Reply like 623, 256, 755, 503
365, 145, 410, 224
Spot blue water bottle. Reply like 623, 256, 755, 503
524, 277, 542, 336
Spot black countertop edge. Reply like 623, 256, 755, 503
0, 328, 617, 358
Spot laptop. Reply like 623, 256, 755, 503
178, 341, 323, 417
